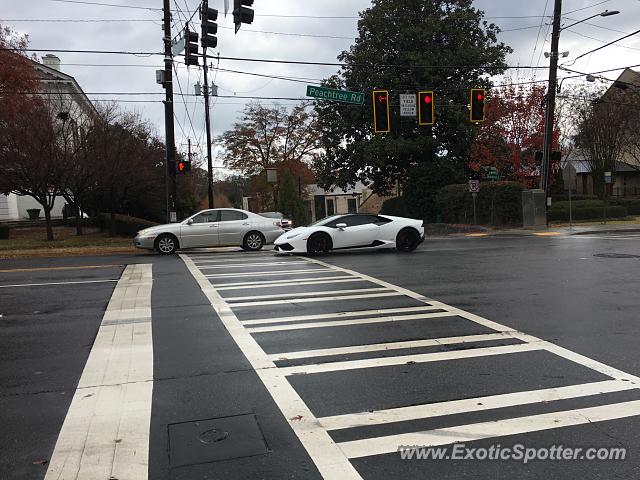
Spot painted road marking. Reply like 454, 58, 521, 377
215, 277, 365, 291
0, 279, 119, 288
229, 291, 403, 308
269, 332, 515, 361
205, 268, 335, 278
0, 264, 122, 273
183, 252, 640, 475
241, 305, 442, 326
181, 254, 363, 480
319, 379, 635, 431
198, 261, 308, 269
45, 264, 153, 480
338, 400, 640, 459
246, 311, 455, 333
277, 343, 542, 376
533, 231, 562, 236
225, 287, 390, 302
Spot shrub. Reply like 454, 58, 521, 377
380, 197, 413, 217
552, 200, 606, 209
610, 198, 640, 215
549, 205, 627, 221
551, 194, 598, 202
435, 181, 525, 225
0, 224, 9, 240
98, 213, 159, 237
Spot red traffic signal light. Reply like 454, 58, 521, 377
176, 160, 191, 174
372, 90, 390, 133
418, 91, 435, 125
470, 88, 486, 122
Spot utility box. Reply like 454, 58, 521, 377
522, 189, 547, 227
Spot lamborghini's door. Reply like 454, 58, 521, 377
327, 215, 380, 249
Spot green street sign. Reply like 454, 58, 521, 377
306, 85, 365, 105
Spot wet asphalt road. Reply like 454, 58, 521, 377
1, 232, 640, 479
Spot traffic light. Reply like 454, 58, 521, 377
418, 91, 435, 125
200, 1, 218, 49
176, 160, 191, 174
470, 88, 486, 122
372, 90, 390, 133
184, 27, 199, 66
233, 0, 254, 34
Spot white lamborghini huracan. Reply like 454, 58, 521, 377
273, 213, 424, 254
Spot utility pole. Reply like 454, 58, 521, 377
200, 0, 217, 209
162, 0, 177, 222
203, 55, 214, 208
541, 0, 562, 194
188, 138, 191, 164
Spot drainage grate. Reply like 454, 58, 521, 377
594, 253, 640, 259
168, 413, 268, 467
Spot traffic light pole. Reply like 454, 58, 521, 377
202, 51, 215, 209
162, 0, 177, 222
541, 0, 562, 193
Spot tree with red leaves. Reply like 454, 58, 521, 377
0, 25, 67, 240
469, 80, 559, 188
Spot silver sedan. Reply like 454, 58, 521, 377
134, 208, 285, 255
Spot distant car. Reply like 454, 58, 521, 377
274, 213, 424, 254
134, 208, 285, 255
259, 211, 292, 230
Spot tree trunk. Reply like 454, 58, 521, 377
75, 204, 83, 236
109, 210, 116, 237
43, 207, 54, 241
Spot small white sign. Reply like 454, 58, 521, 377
400, 94, 417, 117
468, 180, 480, 193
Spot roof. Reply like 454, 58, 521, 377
564, 150, 639, 174
29, 57, 97, 117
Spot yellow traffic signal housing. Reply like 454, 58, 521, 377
418, 91, 435, 125
372, 90, 390, 133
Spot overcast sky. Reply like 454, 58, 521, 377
2, 0, 640, 173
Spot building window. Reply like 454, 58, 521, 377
347, 198, 357, 213
326, 198, 335, 216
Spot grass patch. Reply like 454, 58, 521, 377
0, 226, 136, 258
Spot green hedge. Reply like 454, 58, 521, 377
0, 224, 9, 240
435, 181, 525, 225
551, 194, 598, 202
610, 198, 640, 215
552, 200, 606, 209
98, 213, 159, 236
549, 205, 627, 221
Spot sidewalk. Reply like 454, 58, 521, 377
436, 219, 640, 237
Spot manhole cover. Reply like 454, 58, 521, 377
594, 253, 640, 259
168, 414, 267, 467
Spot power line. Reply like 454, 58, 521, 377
563, 0, 612, 15
566, 28, 640, 65
564, 29, 640, 52
49, 0, 163, 11
0, 18, 159, 23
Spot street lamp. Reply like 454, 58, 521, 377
539, 4, 621, 196
560, 10, 619, 32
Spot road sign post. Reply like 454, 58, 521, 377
306, 85, 364, 105
468, 180, 480, 225
562, 163, 577, 228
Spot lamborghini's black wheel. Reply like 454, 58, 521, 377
396, 228, 420, 252
307, 233, 332, 255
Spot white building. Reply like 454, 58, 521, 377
0, 55, 96, 221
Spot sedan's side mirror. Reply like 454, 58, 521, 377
186, 219, 194, 225
336, 223, 347, 230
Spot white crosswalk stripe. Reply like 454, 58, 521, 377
181, 250, 640, 480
